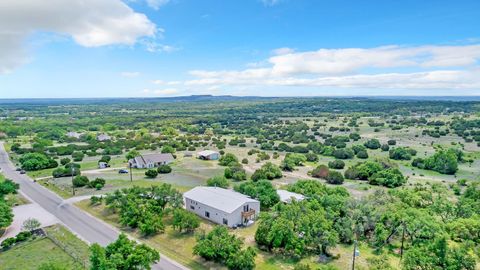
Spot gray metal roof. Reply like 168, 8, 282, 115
277, 189, 305, 203
197, 150, 219, 156
183, 187, 258, 214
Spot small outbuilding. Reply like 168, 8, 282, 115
129, 153, 174, 169
197, 150, 220, 160
277, 190, 305, 203
183, 187, 260, 228
98, 162, 109, 169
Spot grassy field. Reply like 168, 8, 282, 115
76, 200, 401, 270
0, 225, 89, 270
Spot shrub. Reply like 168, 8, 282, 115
328, 159, 345, 169
311, 165, 329, 179
326, 171, 344, 185
387, 139, 397, 145
356, 150, 369, 159
241, 158, 249, 164
88, 178, 106, 189
60, 157, 71, 165
219, 153, 239, 166
207, 176, 229, 188
157, 165, 172, 174
145, 169, 158, 178
364, 139, 381, 149
72, 176, 89, 187
72, 152, 85, 162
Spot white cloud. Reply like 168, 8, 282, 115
268, 45, 480, 75
0, 0, 156, 73
142, 41, 178, 53
143, 88, 179, 95
146, 0, 170, 10
121, 71, 141, 77
181, 44, 480, 91
272, 47, 295, 55
261, 0, 281, 6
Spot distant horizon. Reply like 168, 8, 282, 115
1, 0, 480, 98
1, 94, 480, 102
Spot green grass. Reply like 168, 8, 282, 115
0, 235, 85, 270
44, 225, 91, 268
76, 200, 403, 270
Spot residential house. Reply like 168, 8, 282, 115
277, 190, 305, 203
66, 131, 82, 139
197, 150, 220, 160
128, 153, 174, 169
183, 187, 260, 228
97, 134, 111, 142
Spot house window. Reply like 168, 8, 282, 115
205, 211, 210, 218
223, 218, 228, 225
190, 205, 195, 210
243, 205, 249, 212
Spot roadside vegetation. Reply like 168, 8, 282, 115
1, 97, 480, 269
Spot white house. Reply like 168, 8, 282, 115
183, 187, 260, 228
129, 153, 174, 169
97, 134, 111, 142
98, 162, 109, 169
277, 190, 305, 203
197, 150, 220, 160
66, 131, 82, 139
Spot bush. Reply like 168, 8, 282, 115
72, 176, 89, 187
251, 162, 282, 181
387, 139, 397, 145
381, 144, 390, 151
207, 176, 229, 188
311, 165, 329, 179
157, 165, 172, 174
241, 158, 248, 164
356, 150, 369, 159
1, 237, 16, 249
328, 159, 345, 169
145, 169, 158, 178
88, 178, 106, 189
364, 139, 381, 149
72, 151, 85, 162
60, 157, 71, 165
326, 170, 344, 185
219, 153, 239, 166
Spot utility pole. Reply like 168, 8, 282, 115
400, 221, 406, 261
71, 166, 75, 196
129, 162, 133, 182
352, 240, 357, 270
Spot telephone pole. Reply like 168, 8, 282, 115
71, 166, 75, 195
129, 162, 133, 182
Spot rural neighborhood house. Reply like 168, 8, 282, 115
197, 150, 220, 160
183, 186, 260, 228
128, 153, 175, 169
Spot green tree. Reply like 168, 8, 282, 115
235, 180, 280, 209
206, 176, 229, 188
172, 208, 200, 233
145, 169, 158, 178
22, 218, 41, 231
157, 164, 172, 174
251, 162, 282, 181
226, 247, 256, 270
126, 150, 140, 160
219, 153, 239, 166
90, 234, 160, 270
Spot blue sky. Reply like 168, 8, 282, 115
1, 0, 480, 98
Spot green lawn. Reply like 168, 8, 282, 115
0, 230, 87, 270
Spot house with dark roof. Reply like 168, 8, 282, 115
128, 153, 174, 169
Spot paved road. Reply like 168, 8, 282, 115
0, 142, 186, 270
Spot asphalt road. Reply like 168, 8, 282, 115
0, 142, 187, 270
